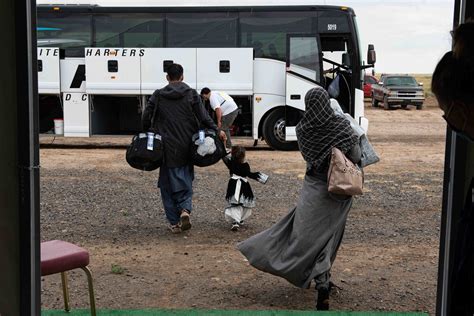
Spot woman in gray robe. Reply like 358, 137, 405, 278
237, 86, 361, 310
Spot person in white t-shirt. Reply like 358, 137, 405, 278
200, 87, 239, 148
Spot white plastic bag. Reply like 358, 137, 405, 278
195, 136, 217, 156
330, 99, 365, 137
330, 98, 380, 167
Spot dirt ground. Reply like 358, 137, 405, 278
40, 97, 445, 314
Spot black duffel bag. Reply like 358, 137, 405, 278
126, 90, 163, 171
126, 132, 163, 171
191, 129, 226, 167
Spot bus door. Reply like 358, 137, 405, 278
285, 34, 322, 140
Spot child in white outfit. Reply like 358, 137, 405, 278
222, 146, 267, 230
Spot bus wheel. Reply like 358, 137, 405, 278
263, 108, 299, 151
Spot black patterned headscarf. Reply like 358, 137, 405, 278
296, 86, 358, 171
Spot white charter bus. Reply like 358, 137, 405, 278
36, 0, 375, 150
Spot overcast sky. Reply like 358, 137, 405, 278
326, 0, 454, 74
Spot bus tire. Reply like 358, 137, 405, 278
263, 108, 299, 151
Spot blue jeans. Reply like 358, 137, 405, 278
158, 165, 194, 225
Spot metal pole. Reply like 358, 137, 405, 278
436, 1, 472, 315
16, 0, 41, 314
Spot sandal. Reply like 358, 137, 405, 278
180, 211, 192, 231
169, 224, 182, 234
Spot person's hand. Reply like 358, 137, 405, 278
217, 122, 222, 129
218, 130, 227, 143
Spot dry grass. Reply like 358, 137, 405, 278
412, 74, 433, 97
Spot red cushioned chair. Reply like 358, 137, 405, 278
41, 240, 96, 316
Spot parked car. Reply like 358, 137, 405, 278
371, 74, 425, 110
363, 75, 378, 98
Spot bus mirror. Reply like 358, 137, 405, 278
368, 44, 376, 65
342, 53, 351, 67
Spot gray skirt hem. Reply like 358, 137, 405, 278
237, 174, 352, 288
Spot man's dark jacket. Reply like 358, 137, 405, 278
142, 82, 217, 168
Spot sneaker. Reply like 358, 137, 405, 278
231, 222, 240, 231
239, 220, 245, 226
180, 211, 192, 231
169, 224, 182, 234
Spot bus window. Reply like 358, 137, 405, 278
94, 14, 164, 47
37, 13, 91, 57
288, 36, 321, 82
239, 12, 315, 61
166, 13, 237, 47
322, 38, 349, 72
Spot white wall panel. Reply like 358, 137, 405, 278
141, 48, 197, 94
63, 93, 90, 137
60, 58, 86, 93
85, 48, 142, 95
197, 48, 253, 95
37, 48, 60, 94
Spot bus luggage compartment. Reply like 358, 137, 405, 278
90, 95, 142, 135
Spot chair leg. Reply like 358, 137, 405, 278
80, 266, 97, 316
60, 272, 70, 312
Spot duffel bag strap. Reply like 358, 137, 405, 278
149, 90, 160, 133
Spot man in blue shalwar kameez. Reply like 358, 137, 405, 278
142, 63, 226, 233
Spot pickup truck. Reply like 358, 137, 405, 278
371, 75, 425, 110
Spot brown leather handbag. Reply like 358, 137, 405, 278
327, 147, 363, 196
